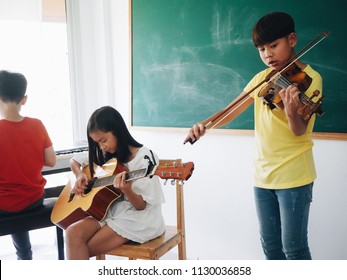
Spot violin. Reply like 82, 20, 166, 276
258, 63, 324, 120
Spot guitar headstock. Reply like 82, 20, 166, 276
155, 159, 194, 181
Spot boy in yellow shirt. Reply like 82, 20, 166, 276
184, 12, 322, 259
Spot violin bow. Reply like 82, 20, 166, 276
186, 31, 330, 145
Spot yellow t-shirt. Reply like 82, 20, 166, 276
244, 65, 322, 189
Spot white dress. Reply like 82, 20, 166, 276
99, 147, 165, 243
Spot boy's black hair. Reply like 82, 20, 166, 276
87, 106, 143, 176
252, 12, 295, 47
0, 70, 27, 103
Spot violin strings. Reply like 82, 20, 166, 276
275, 75, 314, 105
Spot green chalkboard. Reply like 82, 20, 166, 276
131, 0, 347, 138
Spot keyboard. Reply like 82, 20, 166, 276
42, 146, 88, 175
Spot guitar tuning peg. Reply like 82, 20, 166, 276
171, 179, 175, 185
164, 179, 168, 185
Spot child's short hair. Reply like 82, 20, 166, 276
0, 70, 27, 103
252, 12, 295, 47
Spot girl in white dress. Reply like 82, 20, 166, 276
65, 106, 165, 260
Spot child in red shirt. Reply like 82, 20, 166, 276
0, 70, 56, 259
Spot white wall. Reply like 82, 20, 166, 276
67, 0, 347, 260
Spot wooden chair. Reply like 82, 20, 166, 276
96, 159, 190, 260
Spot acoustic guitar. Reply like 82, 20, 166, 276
51, 158, 194, 229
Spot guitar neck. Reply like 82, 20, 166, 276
92, 167, 150, 188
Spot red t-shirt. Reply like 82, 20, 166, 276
0, 117, 52, 212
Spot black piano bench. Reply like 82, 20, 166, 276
0, 185, 65, 260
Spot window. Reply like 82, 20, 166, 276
0, 0, 73, 149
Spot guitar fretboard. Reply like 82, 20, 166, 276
92, 167, 149, 188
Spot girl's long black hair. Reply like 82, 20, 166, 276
87, 106, 142, 176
